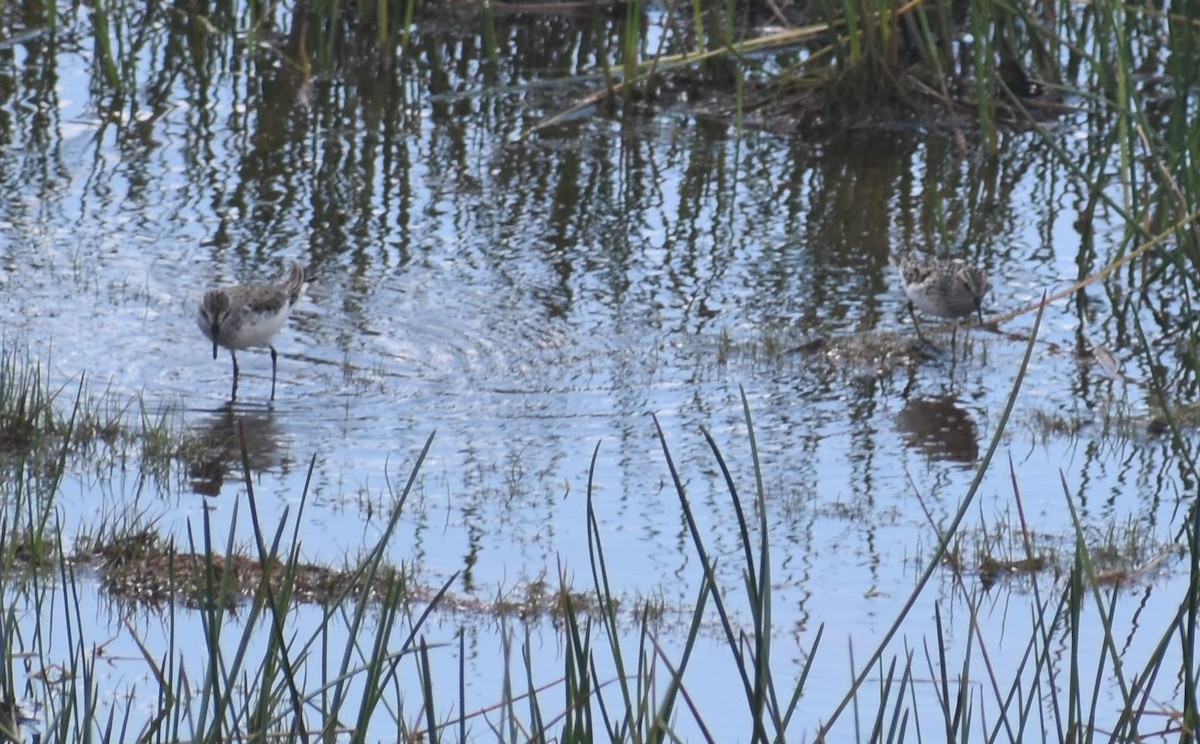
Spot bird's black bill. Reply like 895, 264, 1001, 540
211, 324, 220, 359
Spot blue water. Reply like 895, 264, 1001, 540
0, 3, 1193, 740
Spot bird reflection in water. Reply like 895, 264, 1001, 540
894, 395, 979, 465
187, 404, 287, 496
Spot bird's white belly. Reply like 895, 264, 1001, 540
907, 289, 948, 316
224, 307, 290, 349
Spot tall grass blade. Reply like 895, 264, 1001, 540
90, 0, 123, 93
652, 416, 758, 725
584, 441, 638, 740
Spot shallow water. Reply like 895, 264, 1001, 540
0, 1, 1194, 739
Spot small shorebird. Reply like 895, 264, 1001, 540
890, 251, 989, 341
197, 262, 308, 401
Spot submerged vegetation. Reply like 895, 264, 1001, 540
2, 0, 1200, 740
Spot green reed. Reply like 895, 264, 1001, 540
621, 0, 641, 96
20, 0, 1173, 159
89, 0, 123, 94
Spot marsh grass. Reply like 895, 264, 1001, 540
0, 343, 60, 455
0, 341, 226, 490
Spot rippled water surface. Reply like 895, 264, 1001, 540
0, 2, 1195, 740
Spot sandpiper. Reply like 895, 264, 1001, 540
197, 262, 308, 401
890, 250, 989, 339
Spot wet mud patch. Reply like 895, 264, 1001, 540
717, 324, 979, 377
789, 331, 934, 370
77, 530, 617, 624
669, 63, 1068, 137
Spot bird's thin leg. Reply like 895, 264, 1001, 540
907, 301, 926, 342
270, 346, 278, 401
229, 350, 239, 402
